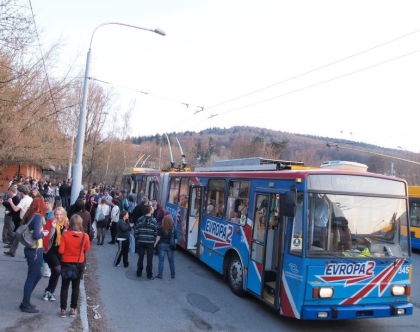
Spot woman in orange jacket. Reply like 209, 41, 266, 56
59, 214, 90, 318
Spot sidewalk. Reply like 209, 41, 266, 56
0, 205, 88, 331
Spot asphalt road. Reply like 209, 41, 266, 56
92, 238, 420, 332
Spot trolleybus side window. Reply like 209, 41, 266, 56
139, 176, 147, 198
206, 179, 226, 218
226, 180, 250, 224
410, 202, 420, 226
179, 178, 189, 207
169, 177, 180, 204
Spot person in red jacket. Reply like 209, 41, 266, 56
59, 214, 90, 318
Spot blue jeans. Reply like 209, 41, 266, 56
158, 243, 175, 277
22, 247, 43, 306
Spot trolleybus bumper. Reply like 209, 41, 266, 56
302, 303, 413, 320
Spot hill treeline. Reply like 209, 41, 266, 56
131, 126, 420, 185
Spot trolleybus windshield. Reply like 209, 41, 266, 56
302, 174, 409, 258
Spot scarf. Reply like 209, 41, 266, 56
55, 219, 67, 246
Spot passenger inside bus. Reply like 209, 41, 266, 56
206, 199, 215, 214
179, 194, 188, 208
238, 200, 248, 217
312, 194, 330, 249
230, 212, 240, 223
258, 198, 268, 225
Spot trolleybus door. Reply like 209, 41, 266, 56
247, 192, 284, 308
186, 185, 205, 257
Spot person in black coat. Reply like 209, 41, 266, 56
59, 180, 69, 210
113, 211, 133, 267
130, 198, 149, 225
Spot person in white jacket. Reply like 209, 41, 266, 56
95, 198, 110, 245
108, 199, 120, 244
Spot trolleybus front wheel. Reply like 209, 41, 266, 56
227, 254, 246, 297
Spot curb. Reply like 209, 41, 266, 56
80, 278, 89, 331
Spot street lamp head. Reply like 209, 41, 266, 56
153, 28, 166, 36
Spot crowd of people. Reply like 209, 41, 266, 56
1, 177, 177, 317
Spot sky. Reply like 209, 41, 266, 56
30, 0, 420, 152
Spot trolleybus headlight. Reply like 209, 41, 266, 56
319, 287, 334, 298
391, 285, 405, 296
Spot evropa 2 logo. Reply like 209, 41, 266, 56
203, 219, 233, 249
317, 261, 376, 286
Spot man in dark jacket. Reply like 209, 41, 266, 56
59, 180, 69, 210
74, 198, 92, 239
134, 206, 157, 280
130, 197, 149, 226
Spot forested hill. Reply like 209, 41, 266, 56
131, 126, 420, 185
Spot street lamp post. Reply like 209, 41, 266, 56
71, 23, 165, 204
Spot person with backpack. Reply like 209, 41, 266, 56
18, 196, 49, 313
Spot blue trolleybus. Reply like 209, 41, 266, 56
126, 158, 413, 320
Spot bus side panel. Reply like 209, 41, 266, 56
199, 215, 251, 275
411, 226, 420, 249
280, 240, 308, 318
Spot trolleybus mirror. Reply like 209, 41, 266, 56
283, 190, 296, 218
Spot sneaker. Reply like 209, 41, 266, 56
49, 293, 56, 301
20, 305, 39, 314
156, 275, 162, 279
69, 308, 77, 318
147, 275, 155, 280
171, 276, 175, 279
60, 309, 67, 318
20, 302, 36, 309
43, 291, 50, 301
4, 251, 15, 257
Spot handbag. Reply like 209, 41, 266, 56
61, 263, 79, 280
97, 206, 105, 221
15, 215, 37, 248
169, 228, 177, 251
88, 222, 95, 241
61, 233, 85, 280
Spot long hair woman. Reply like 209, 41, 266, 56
154, 214, 177, 279
42, 206, 69, 302
19, 196, 49, 313
59, 214, 90, 318
95, 197, 110, 245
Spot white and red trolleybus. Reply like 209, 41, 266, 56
127, 157, 413, 320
